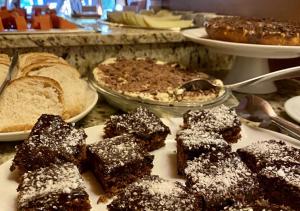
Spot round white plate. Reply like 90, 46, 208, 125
181, 28, 300, 58
284, 96, 300, 123
0, 118, 299, 210
0, 89, 98, 142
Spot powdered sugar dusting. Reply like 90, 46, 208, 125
184, 105, 240, 131
185, 153, 258, 205
177, 128, 229, 150
108, 175, 200, 210
88, 134, 148, 173
18, 163, 86, 208
261, 164, 300, 188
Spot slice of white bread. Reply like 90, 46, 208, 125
17, 52, 68, 77
0, 63, 9, 86
26, 64, 90, 119
0, 76, 64, 132
0, 54, 10, 66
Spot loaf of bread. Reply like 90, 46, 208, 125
0, 76, 64, 132
25, 64, 90, 119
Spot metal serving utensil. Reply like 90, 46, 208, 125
0, 51, 19, 96
178, 66, 300, 92
236, 95, 300, 140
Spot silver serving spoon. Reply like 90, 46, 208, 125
236, 95, 300, 140
179, 66, 300, 92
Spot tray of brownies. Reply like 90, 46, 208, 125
0, 105, 299, 210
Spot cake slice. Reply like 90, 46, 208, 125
108, 175, 203, 210
87, 134, 154, 195
183, 105, 241, 143
10, 114, 87, 173
258, 162, 300, 210
176, 128, 231, 175
17, 162, 91, 210
104, 106, 170, 151
237, 140, 300, 172
185, 153, 260, 210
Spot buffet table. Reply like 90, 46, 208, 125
0, 21, 299, 165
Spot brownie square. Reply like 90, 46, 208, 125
183, 105, 241, 143
104, 106, 170, 151
223, 201, 294, 211
17, 162, 91, 211
10, 114, 87, 173
108, 175, 203, 211
258, 162, 300, 210
237, 140, 300, 173
87, 134, 154, 195
176, 128, 231, 175
185, 153, 260, 210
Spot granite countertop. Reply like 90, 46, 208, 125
0, 22, 185, 48
0, 79, 299, 165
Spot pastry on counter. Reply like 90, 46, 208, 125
93, 57, 225, 104
104, 106, 170, 151
183, 105, 241, 143
10, 114, 87, 173
17, 162, 91, 210
0, 76, 64, 132
205, 16, 300, 45
87, 134, 154, 196
107, 175, 203, 210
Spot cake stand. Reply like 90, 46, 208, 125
182, 28, 300, 93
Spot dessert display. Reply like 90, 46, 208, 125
205, 16, 300, 45
258, 163, 300, 210
0, 52, 96, 132
10, 114, 87, 173
107, 175, 203, 210
93, 57, 225, 104
17, 162, 91, 210
107, 10, 193, 29
3, 104, 300, 209
0, 7, 77, 32
87, 134, 154, 195
185, 152, 260, 210
176, 128, 231, 174
237, 139, 300, 172
104, 106, 170, 151
183, 105, 241, 143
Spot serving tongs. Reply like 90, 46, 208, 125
0, 52, 19, 96
236, 95, 300, 141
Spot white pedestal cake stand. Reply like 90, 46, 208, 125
182, 28, 300, 93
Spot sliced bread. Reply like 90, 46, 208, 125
0, 63, 9, 86
0, 54, 10, 66
17, 52, 68, 77
26, 64, 89, 119
0, 76, 64, 132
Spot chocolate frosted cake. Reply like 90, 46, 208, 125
104, 106, 170, 151
183, 105, 241, 143
93, 57, 225, 103
87, 134, 154, 195
237, 140, 300, 173
205, 16, 300, 45
258, 162, 300, 210
17, 162, 91, 210
185, 153, 260, 210
10, 114, 87, 173
176, 128, 231, 174
108, 175, 203, 211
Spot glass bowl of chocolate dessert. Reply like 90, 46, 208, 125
90, 57, 232, 116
